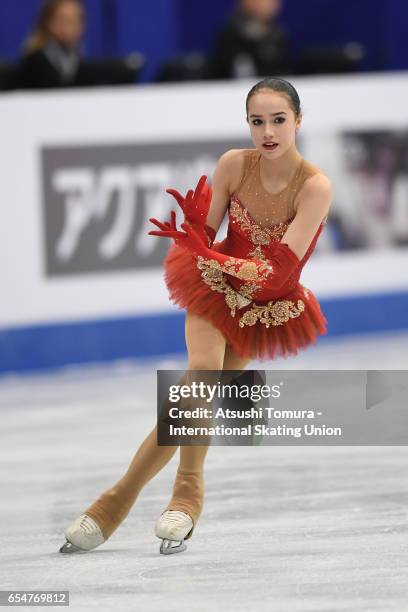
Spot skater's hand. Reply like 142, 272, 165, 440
149, 213, 215, 249
148, 211, 195, 249
166, 176, 212, 226
149, 210, 179, 234
174, 223, 212, 255
148, 210, 187, 245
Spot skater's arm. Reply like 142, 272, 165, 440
181, 173, 332, 291
279, 173, 332, 260
204, 149, 246, 239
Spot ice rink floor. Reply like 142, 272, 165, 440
1, 330, 408, 612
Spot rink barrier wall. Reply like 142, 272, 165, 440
1, 290, 407, 374
2, 76, 408, 374
2, 75, 408, 331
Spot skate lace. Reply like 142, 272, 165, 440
164, 511, 192, 526
79, 515, 99, 534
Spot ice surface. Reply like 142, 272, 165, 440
1, 331, 408, 611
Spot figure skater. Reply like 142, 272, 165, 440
59, 76, 332, 556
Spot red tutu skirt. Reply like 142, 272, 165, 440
163, 241, 328, 362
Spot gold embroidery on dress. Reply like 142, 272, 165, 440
248, 244, 264, 260
229, 195, 294, 268
238, 299, 305, 328
238, 281, 258, 300
196, 257, 251, 316
230, 196, 293, 243
196, 256, 305, 328
196, 255, 272, 283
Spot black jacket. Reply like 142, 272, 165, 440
13, 47, 140, 90
14, 46, 85, 90
209, 10, 292, 79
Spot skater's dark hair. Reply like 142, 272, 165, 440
246, 77, 301, 120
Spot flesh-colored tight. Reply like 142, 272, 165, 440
84, 311, 251, 540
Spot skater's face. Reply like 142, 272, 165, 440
247, 90, 301, 159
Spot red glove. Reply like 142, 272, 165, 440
166, 175, 212, 226
170, 223, 300, 292
149, 212, 216, 247
149, 176, 216, 246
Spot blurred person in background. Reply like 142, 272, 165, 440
13, 0, 143, 90
208, 0, 292, 79
15, 0, 85, 89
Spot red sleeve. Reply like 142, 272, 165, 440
195, 241, 300, 291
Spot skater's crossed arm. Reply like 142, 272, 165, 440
171, 173, 332, 292
148, 154, 332, 293
279, 173, 332, 260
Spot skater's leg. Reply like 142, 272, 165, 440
163, 343, 253, 520
62, 369, 195, 552
157, 311, 226, 547
177, 342, 251, 475
84, 425, 178, 539
61, 421, 179, 552
185, 309, 227, 372
85, 340, 252, 541
82, 361, 200, 541
221, 343, 252, 372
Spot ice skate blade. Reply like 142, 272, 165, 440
159, 538, 187, 555
59, 540, 87, 554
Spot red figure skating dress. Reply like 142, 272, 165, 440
163, 149, 329, 361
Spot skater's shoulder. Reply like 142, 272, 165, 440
218, 148, 258, 165
300, 157, 330, 184
299, 159, 332, 198
294, 160, 332, 222
217, 148, 247, 170
216, 149, 254, 194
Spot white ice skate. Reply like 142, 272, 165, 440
154, 510, 194, 555
59, 514, 105, 553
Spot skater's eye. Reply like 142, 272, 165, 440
251, 118, 286, 126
